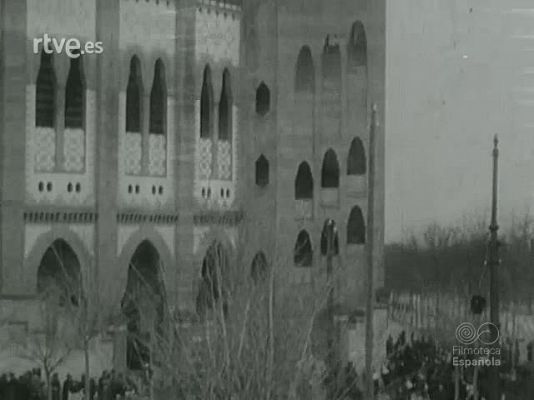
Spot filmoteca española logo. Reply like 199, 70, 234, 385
455, 322, 499, 345
452, 322, 501, 367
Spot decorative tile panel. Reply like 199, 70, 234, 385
34, 127, 56, 172
26, 88, 96, 207
63, 128, 85, 173
217, 140, 232, 180
148, 134, 167, 176
118, 96, 175, 210
199, 138, 213, 179
195, 8, 240, 67
124, 132, 142, 175
119, 0, 175, 56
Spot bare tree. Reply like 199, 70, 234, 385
123, 221, 358, 400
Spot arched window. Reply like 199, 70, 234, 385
320, 220, 339, 256
295, 46, 315, 93
347, 21, 367, 71
322, 36, 341, 84
64, 57, 84, 129
295, 162, 313, 200
347, 206, 366, 244
256, 82, 270, 116
321, 149, 340, 188
35, 51, 56, 128
200, 65, 213, 138
218, 69, 232, 141
294, 230, 313, 267
255, 154, 269, 187
149, 59, 166, 134
126, 56, 142, 133
251, 251, 268, 282
347, 137, 366, 175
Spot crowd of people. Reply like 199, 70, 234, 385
0, 368, 148, 400
373, 331, 534, 399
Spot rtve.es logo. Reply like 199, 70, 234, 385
33, 34, 103, 59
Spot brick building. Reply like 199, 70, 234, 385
0, 0, 385, 371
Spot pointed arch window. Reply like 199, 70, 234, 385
65, 56, 84, 129
218, 69, 233, 141
35, 51, 56, 128
256, 82, 271, 116
295, 162, 314, 200
295, 46, 315, 93
322, 36, 342, 84
347, 137, 366, 175
255, 154, 269, 187
150, 59, 166, 134
200, 65, 213, 139
321, 149, 340, 188
294, 230, 313, 267
347, 21, 367, 71
347, 206, 366, 244
126, 56, 143, 133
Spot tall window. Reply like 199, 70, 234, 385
295, 162, 314, 200
321, 149, 340, 188
347, 206, 366, 244
218, 69, 232, 141
322, 36, 341, 85
126, 56, 142, 133
149, 59, 166, 134
200, 65, 213, 139
347, 21, 367, 71
294, 230, 313, 267
255, 155, 269, 187
35, 52, 56, 128
295, 46, 315, 93
256, 82, 270, 116
64, 57, 84, 129
347, 137, 366, 175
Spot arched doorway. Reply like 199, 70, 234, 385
37, 239, 81, 307
121, 240, 166, 370
196, 241, 229, 319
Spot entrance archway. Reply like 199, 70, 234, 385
37, 239, 81, 306
196, 241, 229, 318
121, 240, 166, 370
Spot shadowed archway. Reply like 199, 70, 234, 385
196, 241, 229, 319
121, 240, 166, 371
37, 239, 82, 307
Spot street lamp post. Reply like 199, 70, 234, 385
365, 104, 378, 400
325, 218, 337, 400
488, 135, 501, 400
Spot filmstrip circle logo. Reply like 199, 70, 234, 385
455, 322, 499, 345
33, 34, 103, 59
452, 322, 501, 367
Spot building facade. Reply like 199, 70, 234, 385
0, 0, 385, 369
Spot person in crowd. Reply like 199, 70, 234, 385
62, 374, 73, 400
51, 373, 61, 400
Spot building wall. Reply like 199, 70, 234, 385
0, 0, 385, 347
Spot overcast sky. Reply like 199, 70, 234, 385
385, 0, 534, 243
